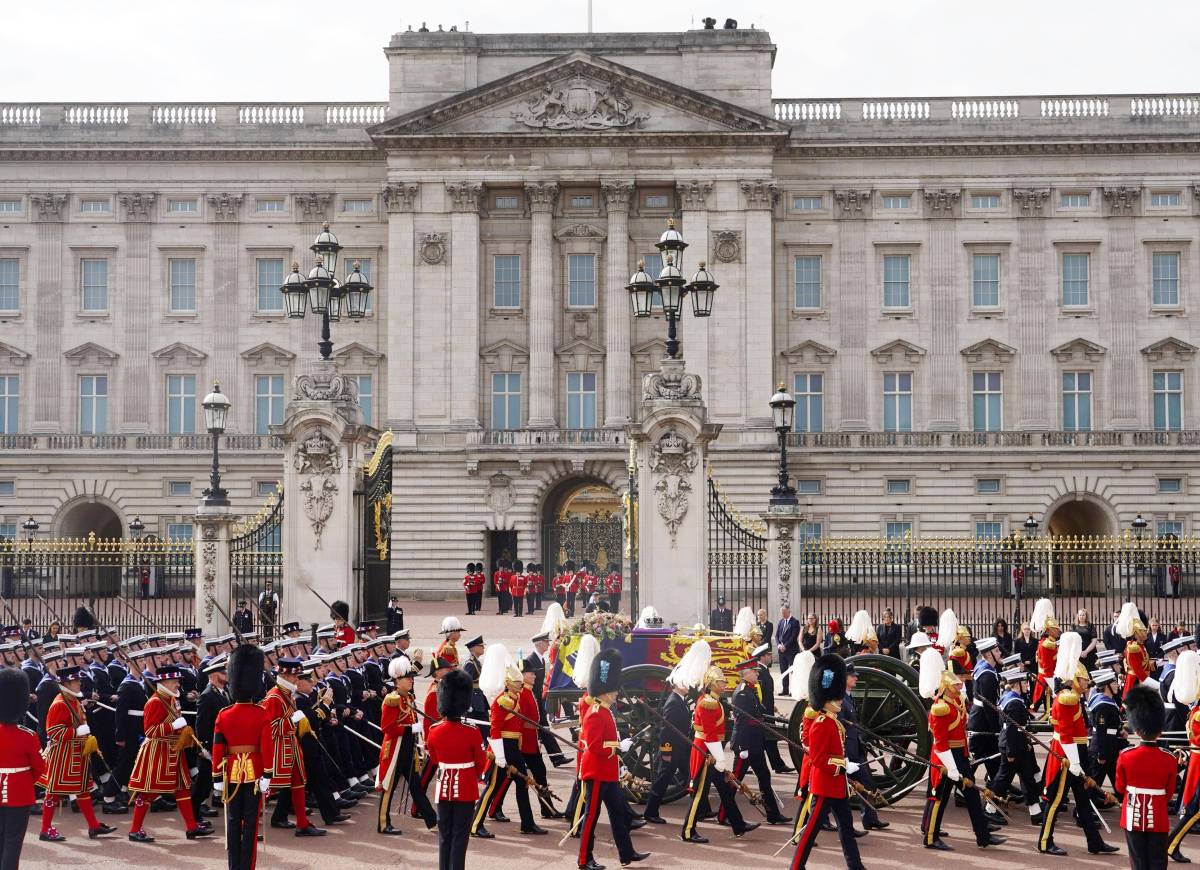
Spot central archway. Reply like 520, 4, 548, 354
540, 477, 623, 577
1043, 492, 1118, 593
56, 498, 123, 539
1045, 493, 1116, 537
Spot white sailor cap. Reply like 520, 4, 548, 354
1090, 668, 1118, 686
1000, 667, 1028, 683
974, 637, 999, 654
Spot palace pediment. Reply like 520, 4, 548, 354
369, 51, 785, 144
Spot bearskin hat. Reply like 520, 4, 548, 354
72, 606, 97, 631
438, 668, 472, 720
330, 600, 350, 622
808, 653, 847, 708
513, 560, 524, 573
1126, 684, 1165, 738
917, 606, 938, 629
466, 562, 475, 572
227, 644, 265, 703
0, 668, 28, 725
589, 648, 623, 696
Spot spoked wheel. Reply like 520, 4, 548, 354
611, 664, 689, 804
847, 653, 919, 690
787, 665, 929, 806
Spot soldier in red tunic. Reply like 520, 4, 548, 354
264, 658, 325, 836
127, 664, 213, 842
494, 559, 512, 615
37, 665, 117, 841
211, 644, 272, 870
576, 649, 648, 869
527, 563, 541, 613
510, 562, 528, 618
603, 569, 622, 613
1167, 650, 1200, 862
1029, 598, 1061, 715
377, 655, 437, 834
1119, 685, 1176, 870
427, 668, 489, 870
1118, 603, 1155, 699
0, 667, 44, 869
788, 653, 866, 870
330, 601, 355, 648
463, 563, 478, 615
436, 618, 463, 669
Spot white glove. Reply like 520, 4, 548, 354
212, 781, 224, 796
171, 717, 187, 731
706, 741, 728, 772
619, 738, 633, 753
1062, 742, 1084, 777
259, 776, 271, 794
739, 750, 749, 759
846, 761, 860, 775
290, 710, 305, 725
488, 738, 507, 769
935, 749, 961, 781
75, 724, 91, 737
412, 721, 423, 735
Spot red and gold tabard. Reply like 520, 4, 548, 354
377, 689, 416, 789
579, 699, 620, 782
806, 711, 849, 798
1043, 687, 1089, 785
1182, 704, 1200, 806
435, 638, 459, 669
423, 683, 441, 725
38, 691, 96, 795
1124, 640, 1151, 697
262, 684, 306, 789
689, 693, 725, 779
128, 689, 192, 795
1036, 637, 1058, 685
211, 701, 272, 788
928, 687, 968, 789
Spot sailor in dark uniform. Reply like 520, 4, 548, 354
966, 636, 1003, 802
728, 654, 788, 825
1160, 635, 1195, 735
1087, 667, 1125, 792
461, 635, 489, 741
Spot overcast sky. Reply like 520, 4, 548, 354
6, 0, 1197, 101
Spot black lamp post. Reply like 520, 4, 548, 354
201, 382, 231, 507
1132, 512, 1148, 540
626, 219, 717, 358
128, 516, 144, 540
21, 515, 38, 579
768, 383, 798, 507
1023, 514, 1039, 538
278, 223, 373, 361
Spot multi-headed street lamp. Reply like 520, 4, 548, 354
278, 223, 374, 360
626, 219, 717, 358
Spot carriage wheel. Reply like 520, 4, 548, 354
847, 653, 920, 690
787, 665, 929, 806
611, 664, 690, 805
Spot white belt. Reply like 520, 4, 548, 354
0, 767, 29, 774
438, 761, 475, 770
127, 710, 143, 717
1105, 729, 1119, 735
1125, 787, 1165, 796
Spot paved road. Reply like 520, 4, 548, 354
18, 601, 1138, 869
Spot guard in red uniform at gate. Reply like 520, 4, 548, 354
464, 563, 478, 615
427, 669, 489, 870
0, 668, 44, 870
330, 601, 355, 648
37, 665, 116, 842
603, 569, 622, 613
1120, 685, 1177, 870
576, 649, 647, 869
494, 560, 512, 615
263, 658, 324, 836
510, 562, 528, 618
211, 644, 273, 870
127, 664, 212, 842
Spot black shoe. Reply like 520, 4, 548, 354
39, 831, 66, 842
552, 756, 573, 768
621, 853, 650, 866
1171, 851, 1191, 863
185, 827, 214, 840
335, 798, 357, 809
987, 822, 1001, 833
979, 834, 1006, 847
542, 811, 566, 820
851, 828, 869, 838
983, 810, 1007, 826
102, 802, 129, 815
819, 822, 837, 832
89, 824, 117, 838
197, 819, 214, 832
925, 839, 952, 851
474, 827, 495, 839
864, 820, 890, 830
734, 822, 759, 837
766, 815, 790, 825
326, 814, 351, 825
1040, 844, 1067, 856
492, 811, 510, 823
521, 825, 548, 835
629, 818, 646, 830
296, 826, 327, 837
1089, 843, 1120, 855
774, 766, 796, 774
271, 820, 296, 829
644, 815, 667, 824
381, 824, 403, 836
580, 861, 606, 870
681, 834, 709, 844
128, 831, 155, 844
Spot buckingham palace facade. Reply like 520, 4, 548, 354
0, 26, 1198, 595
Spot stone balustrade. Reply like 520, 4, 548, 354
466, 428, 627, 447
0, 433, 284, 451
782, 429, 1200, 449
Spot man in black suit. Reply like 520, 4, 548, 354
709, 596, 733, 632
755, 609, 774, 654
522, 632, 569, 767
753, 646, 793, 773
875, 609, 903, 659
775, 605, 800, 696
191, 655, 229, 819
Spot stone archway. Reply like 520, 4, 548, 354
1045, 493, 1117, 537
55, 498, 124, 539
540, 477, 624, 577
1043, 492, 1118, 592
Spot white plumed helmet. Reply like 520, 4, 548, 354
792, 649, 816, 701
479, 643, 511, 702
919, 648, 947, 700
846, 610, 875, 645
1029, 598, 1056, 634
539, 603, 568, 641
388, 655, 414, 680
1054, 631, 1083, 683
1174, 650, 1200, 706
937, 609, 958, 654
733, 607, 756, 641
573, 634, 601, 691
669, 640, 713, 690
1115, 602, 1146, 639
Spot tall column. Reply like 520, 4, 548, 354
677, 181, 712, 397
924, 190, 961, 430
207, 194, 243, 428
117, 193, 155, 432
1013, 189, 1051, 429
526, 182, 559, 429
1103, 187, 1141, 429
601, 180, 634, 428
193, 506, 234, 637
834, 191, 871, 430
447, 182, 483, 428
741, 180, 777, 426
383, 183, 419, 436
29, 194, 67, 433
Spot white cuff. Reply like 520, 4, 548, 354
846, 761, 860, 775
935, 749, 960, 780
290, 710, 305, 724
412, 721, 423, 735
75, 724, 91, 737
171, 717, 187, 731
1061, 742, 1081, 768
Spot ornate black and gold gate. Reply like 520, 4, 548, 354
361, 431, 393, 621
707, 476, 767, 614
229, 490, 283, 634
545, 513, 624, 575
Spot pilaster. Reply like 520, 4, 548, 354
762, 507, 805, 619
29, 193, 68, 433
207, 193, 243, 430
1013, 188, 1052, 429
384, 183, 419, 435
924, 189, 961, 429
677, 181, 713, 408
1104, 186, 1142, 429
740, 180, 777, 426
118, 192, 156, 433
193, 506, 235, 638
835, 190, 871, 430
526, 181, 559, 428
602, 180, 635, 428
447, 182, 483, 428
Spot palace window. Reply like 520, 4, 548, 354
793, 195, 823, 211
971, 194, 1001, 209
168, 480, 192, 497
882, 195, 910, 209
566, 372, 597, 429
254, 374, 284, 434
885, 521, 913, 540
0, 481, 13, 497
256, 258, 284, 312
343, 198, 373, 213
976, 478, 1002, 495
79, 198, 111, 213
0, 524, 14, 541
167, 199, 198, 214
883, 372, 912, 432
1062, 371, 1093, 431
1061, 253, 1090, 307
883, 255, 910, 308
255, 198, 285, 213
794, 255, 822, 309
796, 479, 822, 495
81, 258, 108, 312
491, 373, 522, 430
793, 373, 823, 433
972, 371, 1003, 432
168, 257, 196, 312
1152, 252, 1180, 306
0, 375, 17, 434
0, 199, 20, 213
166, 374, 197, 435
569, 195, 594, 208
1158, 520, 1184, 537
166, 523, 193, 542
643, 253, 663, 309
78, 375, 108, 435
886, 479, 911, 495
1159, 478, 1183, 494
493, 255, 521, 309
493, 195, 519, 210
350, 374, 373, 426
1060, 192, 1090, 208
971, 254, 1000, 308
1153, 370, 1183, 431
975, 521, 1003, 539
567, 254, 596, 307
0, 259, 18, 312
1151, 192, 1181, 207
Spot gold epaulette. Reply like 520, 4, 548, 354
1191, 710, 1200, 723
383, 692, 403, 708
698, 696, 720, 709
931, 700, 951, 717
498, 694, 516, 711
1056, 690, 1079, 706
1041, 638, 1057, 650
1127, 642, 1141, 652
949, 647, 967, 659
803, 707, 821, 720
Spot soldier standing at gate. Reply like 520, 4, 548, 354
510, 561, 528, 618
604, 568, 622, 614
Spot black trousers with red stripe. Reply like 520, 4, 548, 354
790, 794, 865, 870
578, 780, 635, 867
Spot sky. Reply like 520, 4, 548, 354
5, 0, 1198, 101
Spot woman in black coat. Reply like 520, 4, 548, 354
992, 617, 1013, 656
1013, 621, 1038, 675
